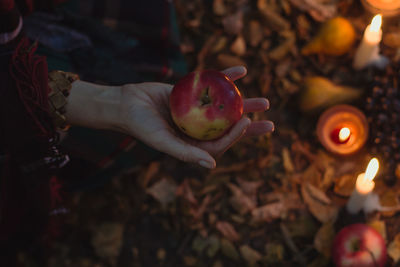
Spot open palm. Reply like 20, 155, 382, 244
119, 66, 274, 169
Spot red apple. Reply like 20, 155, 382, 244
169, 70, 243, 140
332, 223, 387, 267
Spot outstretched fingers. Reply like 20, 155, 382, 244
243, 121, 274, 137
222, 66, 247, 81
243, 98, 269, 113
210, 117, 251, 157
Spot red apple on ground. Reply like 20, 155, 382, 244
169, 70, 243, 140
332, 223, 386, 267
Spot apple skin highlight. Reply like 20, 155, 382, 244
170, 70, 243, 140
332, 223, 386, 267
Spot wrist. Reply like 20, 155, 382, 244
65, 80, 124, 131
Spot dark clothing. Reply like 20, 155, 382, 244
0, 0, 187, 263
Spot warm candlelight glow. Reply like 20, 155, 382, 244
370, 14, 382, 32
356, 158, 380, 194
364, 157, 379, 181
361, 0, 400, 18
317, 105, 369, 155
338, 127, 351, 142
347, 158, 380, 214
353, 13, 387, 70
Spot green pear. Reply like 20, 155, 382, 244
299, 76, 363, 113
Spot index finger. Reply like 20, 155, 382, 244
222, 66, 247, 81
243, 98, 270, 113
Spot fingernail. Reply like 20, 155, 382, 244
198, 160, 214, 169
265, 99, 270, 110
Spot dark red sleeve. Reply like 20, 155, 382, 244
0, 0, 19, 34
15, 0, 68, 15
0, 0, 68, 42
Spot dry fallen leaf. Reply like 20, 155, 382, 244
240, 245, 262, 265
230, 35, 246, 56
222, 11, 243, 35
210, 36, 228, 54
220, 238, 240, 261
289, 0, 337, 22
301, 164, 322, 187
141, 161, 160, 188
91, 222, 124, 265
183, 256, 197, 266
257, 0, 290, 31
334, 160, 358, 177
334, 174, 357, 197
388, 233, 400, 263
192, 235, 209, 253
314, 150, 335, 170
379, 189, 400, 217
264, 242, 285, 263
227, 183, 257, 215
176, 179, 198, 206
190, 195, 212, 220
321, 165, 335, 191
304, 182, 331, 205
146, 178, 177, 208
207, 235, 220, 258
216, 221, 240, 242
314, 222, 335, 258
213, 0, 226, 16
157, 248, 166, 261
247, 20, 264, 47
236, 177, 263, 202
251, 202, 284, 223
301, 182, 339, 223
260, 191, 305, 211
285, 213, 318, 239
217, 54, 247, 69
282, 147, 295, 173
196, 32, 220, 70
383, 32, 400, 48
268, 31, 296, 61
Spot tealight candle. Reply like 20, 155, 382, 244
361, 0, 400, 17
347, 158, 379, 214
353, 14, 388, 70
330, 127, 351, 144
317, 105, 369, 156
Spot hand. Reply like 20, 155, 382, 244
119, 66, 274, 169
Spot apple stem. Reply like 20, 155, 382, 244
201, 86, 211, 106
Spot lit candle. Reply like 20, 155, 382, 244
353, 14, 388, 70
330, 127, 351, 144
361, 0, 400, 17
346, 158, 379, 214
317, 105, 369, 156
339, 127, 351, 143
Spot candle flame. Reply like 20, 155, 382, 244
338, 127, 351, 142
364, 158, 379, 181
370, 15, 382, 33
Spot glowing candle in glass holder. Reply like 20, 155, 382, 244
330, 127, 351, 144
339, 127, 351, 142
317, 105, 369, 156
361, 0, 400, 17
347, 158, 379, 214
